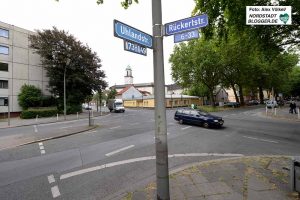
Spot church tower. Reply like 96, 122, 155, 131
124, 65, 133, 85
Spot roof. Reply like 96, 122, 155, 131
111, 82, 154, 89
123, 94, 199, 100
166, 84, 182, 90
117, 85, 133, 95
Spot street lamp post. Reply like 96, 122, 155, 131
64, 58, 71, 120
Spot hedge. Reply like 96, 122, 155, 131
20, 107, 58, 119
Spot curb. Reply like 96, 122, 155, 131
0, 112, 108, 129
0, 125, 98, 151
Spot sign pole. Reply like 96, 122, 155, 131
152, 0, 170, 199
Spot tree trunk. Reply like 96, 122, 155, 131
96, 97, 99, 112
231, 83, 239, 103
239, 85, 245, 106
259, 86, 264, 104
210, 90, 215, 107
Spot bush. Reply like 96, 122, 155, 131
20, 107, 58, 119
18, 84, 42, 110
67, 104, 82, 114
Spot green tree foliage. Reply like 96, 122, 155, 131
18, 85, 42, 110
55, 0, 138, 9
107, 88, 117, 100
29, 27, 107, 111
170, 39, 223, 106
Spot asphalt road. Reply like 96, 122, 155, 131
0, 106, 299, 200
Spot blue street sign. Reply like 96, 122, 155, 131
124, 40, 147, 56
114, 20, 153, 49
174, 30, 199, 43
165, 14, 208, 36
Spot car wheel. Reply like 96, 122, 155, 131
203, 122, 209, 128
179, 119, 184, 124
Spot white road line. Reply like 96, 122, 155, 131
60, 125, 73, 129
109, 126, 120, 130
38, 142, 43, 146
243, 136, 278, 144
41, 150, 46, 154
84, 130, 97, 134
130, 122, 140, 126
33, 125, 38, 133
47, 175, 55, 184
51, 186, 61, 198
60, 153, 243, 180
39, 146, 45, 150
105, 145, 135, 157
181, 126, 192, 130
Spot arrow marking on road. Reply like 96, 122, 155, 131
105, 145, 135, 157
51, 185, 60, 198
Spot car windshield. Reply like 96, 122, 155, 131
115, 103, 123, 107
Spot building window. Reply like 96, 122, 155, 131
0, 28, 9, 38
0, 80, 8, 89
0, 45, 9, 55
0, 97, 8, 106
0, 63, 8, 71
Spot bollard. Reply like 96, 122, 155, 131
275, 108, 277, 116
266, 107, 268, 115
298, 108, 300, 119
92, 110, 94, 117
77, 112, 79, 120
57, 114, 58, 121
36, 115, 38, 122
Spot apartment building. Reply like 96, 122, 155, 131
0, 21, 49, 114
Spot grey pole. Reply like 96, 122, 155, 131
152, 1, 170, 199
7, 96, 10, 126
64, 67, 66, 120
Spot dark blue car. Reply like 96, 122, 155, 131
174, 108, 224, 128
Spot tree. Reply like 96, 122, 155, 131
18, 85, 42, 110
55, 0, 138, 9
29, 27, 107, 112
170, 39, 223, 106
107, 88, 117, 100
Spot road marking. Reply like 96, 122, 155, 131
181, 126, 192, 130
243, 136, 278, 144
38, 142, 46, 155
150, 119, 155, 122
130, 122, 140, 126
60, 153, 243, 180
60, 125, 73, 129
105, 145, 135, 157
51, 186, 61, 198
109, 126, 120, 130
33, 125, 38, 133
84, 130, 97, 134
47, 175, 55, 184
41, 150, 46, 154
39, 146, 44, 150
38, 142, 43, 146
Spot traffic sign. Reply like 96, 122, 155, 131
174, 30, 199, 43
114, 20, 153, 49
165, 14, 208, 36
124, 40, 147, 56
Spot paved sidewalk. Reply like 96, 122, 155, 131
117, 156, 299, 200
263, 106, 300, 122
0, 110, 107, 128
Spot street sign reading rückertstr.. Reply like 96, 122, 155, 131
164, 14, 208, 36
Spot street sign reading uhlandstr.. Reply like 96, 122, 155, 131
174, 30, 200, 43
165, 14, 208, 36
124, 40, 147, 56
114, 19, 153, 49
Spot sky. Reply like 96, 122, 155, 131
0, 0, 196, 87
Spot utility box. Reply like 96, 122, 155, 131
291, 157, 300, 193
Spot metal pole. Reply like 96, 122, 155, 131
88, 102, 91, 126
7, 96, 10, 126
64, 67, 66, 120
152, 1, 170, 199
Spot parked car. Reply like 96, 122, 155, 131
266, 100, 278, 108
247, 100, 259, 106
224, 102, 240, 108
82, 104, 92, 110
174, 108, 224, 128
